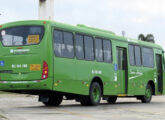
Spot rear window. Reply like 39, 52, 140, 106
0, 26, 44, 46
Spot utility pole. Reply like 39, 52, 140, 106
39, 0, 54, 20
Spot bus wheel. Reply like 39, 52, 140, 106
43, 92, 63, 106
141, 84, 152, 103
80, 82, 102, 106
107, 96, 117, 104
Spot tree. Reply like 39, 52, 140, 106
138, 34, 155, 43
145, 34, 155, 43
138, 34, 145, 41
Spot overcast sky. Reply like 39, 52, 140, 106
0, 0, 164, 48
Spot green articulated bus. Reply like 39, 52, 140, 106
0, 20, 164, 106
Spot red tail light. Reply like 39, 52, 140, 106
42, 61, 48, 79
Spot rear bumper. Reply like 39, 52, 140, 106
0, 78, 53, 91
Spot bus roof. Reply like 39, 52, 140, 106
0, 20, 163, 50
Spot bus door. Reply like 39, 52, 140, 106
117, 47, 128, 94
156, 54, 163, 93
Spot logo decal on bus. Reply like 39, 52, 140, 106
0, 61, 5, 67
10, 49, 30, 54
11, 64, 28, 68
129, 70, 143, 80
114, 73, 117, 81
91, 70, 102, 74
154, 73, 157, 83
114, 64, 118, 71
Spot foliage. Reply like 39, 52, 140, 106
138, 34, 155, 43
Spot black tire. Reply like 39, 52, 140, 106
43, 92, 63, 106
141, 84, 152, 103
80, 82, 102, 106
107, 96, 117, 104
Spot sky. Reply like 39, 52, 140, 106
0, 0, 164, 48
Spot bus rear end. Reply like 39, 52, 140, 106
0, 21, 53, 93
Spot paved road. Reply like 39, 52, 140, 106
0, 94, 165, 120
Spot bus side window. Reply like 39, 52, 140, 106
84, 36, 94, 61
54, 30, 74, 58
142, 47, 154, 68
63, 32, 74, 58
135, 46, 142, 66
103, 40, 112, 63
54, 30, 63, 57
128, 45, 135, 66
163, 56, 165, 72
75, 34, 85, 60
95, 38, 103, 62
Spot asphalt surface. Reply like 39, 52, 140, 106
0, 94, 165, 120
